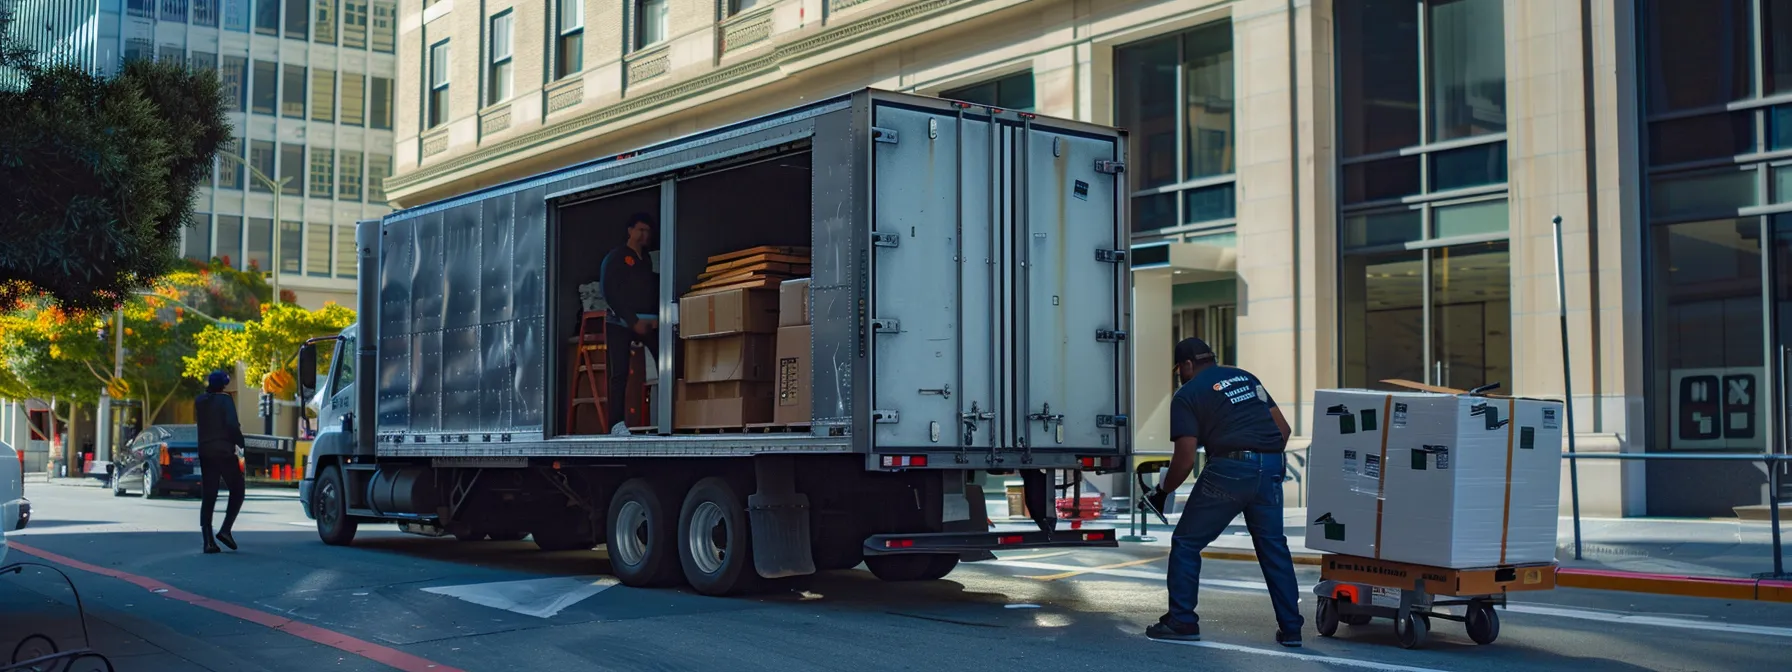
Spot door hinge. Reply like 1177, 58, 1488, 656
873, 409, 900, 424
1095, 249, 1127, 263
1097, 414, 1129, 429
872, 127, 900, 144
872, 318, 900, 333
1096, 329, 1128, 343
1094, 160, 1126, 175
872, 231, 900, 248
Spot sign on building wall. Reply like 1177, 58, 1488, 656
1669, 367, 1762, 450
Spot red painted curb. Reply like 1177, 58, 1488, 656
10, 542, 465, 672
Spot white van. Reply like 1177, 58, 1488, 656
1, 440, 26, 566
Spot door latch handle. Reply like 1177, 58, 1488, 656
1029, 403, 1067, 444
919, 384, 952, 398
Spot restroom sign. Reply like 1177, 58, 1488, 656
1669, 368, 1760, 449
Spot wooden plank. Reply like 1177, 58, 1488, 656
695, 268, 784, 287
697, 261, 808, 281
691, 272, 799, 292
707, 246, 811, 266
708, 252, 811, 272
683, 277, 782, 297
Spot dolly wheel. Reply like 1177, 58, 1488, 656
1466, 600, 1500, 645
1395, 611, 1429, 649
1316, 597, 1341, 638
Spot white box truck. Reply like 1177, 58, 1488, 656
295, 90, 1135, 595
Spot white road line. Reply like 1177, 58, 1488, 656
1151, 639, 1455, 672
422, 575, 617, 619
991, 559, 1792, 640
286, 521, 312, 527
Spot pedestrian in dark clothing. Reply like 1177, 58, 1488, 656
598, 213, 661, 435
1145, 338, 1303, 647
194, 370, 246, 554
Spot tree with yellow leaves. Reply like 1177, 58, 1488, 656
183, 301, 356, 403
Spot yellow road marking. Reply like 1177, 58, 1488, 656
1022, 554, 1169, 581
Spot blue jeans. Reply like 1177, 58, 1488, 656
1167, 452, 1303, 633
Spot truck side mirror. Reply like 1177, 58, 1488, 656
297, 343, 318, 394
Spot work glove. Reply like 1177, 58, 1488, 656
1142, 486, 1170, 524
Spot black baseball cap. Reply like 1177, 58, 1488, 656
1175, 337, 1217, 365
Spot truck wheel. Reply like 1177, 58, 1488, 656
606, 478, 681, 587
315, 467, 358, 546
865, 554, 958, 582
677, 477, 756, 596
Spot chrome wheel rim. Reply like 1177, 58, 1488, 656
613, 500, 650, 567
686, 501, 729, 575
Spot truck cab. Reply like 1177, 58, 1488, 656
298, 324, 357, 519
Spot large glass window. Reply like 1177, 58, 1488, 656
341, 72, 365, 126
223, 0, 248, 30
309, 148, 333, 199
371, 0, 395, 53
427, 42, 449, 128
1337, 0, 1510, 391
246, 217, 273, 273
336, 224, 357, 277
280, 221, 303, 275
489, 11, 514, 106
306, 222, 332, 276
279, 143, 304, 196
634, 0, 667, 50
254, 0, 279, 35
183, 213, 212, 262
1644, 0, 1750, 114
342, 0, 367, 48
314, 0, 336, 44
371, 76, 393, 129
284, 0, 308, 40
1115, 20, 1235, 237
221, 56, 247, 111
368, 153, 391, 202
556, 0, 584, 79
217, 138, 244, 190
282, 65, 306, 118
251, 60, 277, 115
941, 71, 1035, 112
249, 140, 276, 192
193, 0, 217, 26
216, 215, 244, 268
338, 149, 363, 201
161, 0, 188, 23
311, 69, 335, 121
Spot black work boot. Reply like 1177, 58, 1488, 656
1146, 615, 1202, 641
202, 528, 221, 554
215, 529, 237, 551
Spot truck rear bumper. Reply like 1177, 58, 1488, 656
863, 528, 1117, 556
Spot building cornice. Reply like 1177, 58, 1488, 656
385, 0, 1022, 204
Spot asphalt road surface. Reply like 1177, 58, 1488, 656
4, 484, 1789, 672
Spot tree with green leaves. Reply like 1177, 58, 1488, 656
185, 301, 356, 396
0, 10, 230, 313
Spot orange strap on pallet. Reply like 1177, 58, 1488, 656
1499, 397, 1517, 563
1372, 394, 1393, 559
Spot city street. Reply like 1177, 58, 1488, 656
2, 483, 1788, 672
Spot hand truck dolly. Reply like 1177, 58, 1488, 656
1312, 553, 1557, 649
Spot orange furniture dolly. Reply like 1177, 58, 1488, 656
1313, 553, 1557, 649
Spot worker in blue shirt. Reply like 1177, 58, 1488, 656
599, 213, 662, 435
1145, 338, 1302, 647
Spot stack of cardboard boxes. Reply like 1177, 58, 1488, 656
774, 278, 811, 428
1304, 387, 1564, 569
673, 247, 812, 430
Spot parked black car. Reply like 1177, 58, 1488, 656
111, 425, 213, 498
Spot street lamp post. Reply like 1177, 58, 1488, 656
217, 152, 292, 304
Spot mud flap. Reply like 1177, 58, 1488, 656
749, 456, 816, 579
946, 483, 996, 562
1020, 469, 1058, 533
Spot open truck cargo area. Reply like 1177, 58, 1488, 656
297, 90, 1132, 595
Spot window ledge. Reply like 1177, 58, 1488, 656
545, 77, 585, 116
479, 103, 513, 136
420, 126, 451, 159
626, 44, 672, 85
719, 6, 776, 58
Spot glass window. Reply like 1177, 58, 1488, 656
1775, 165, 1792, 203
124, 39, 151, 63
279, 143, 304, 196
1343, 210, 1423, 249
128, 0, 154, 18
221, 56, 247, 111
307, 222, 332, 276
190, 51, 216, 71
1183, 21, 1233, 179
284, 0, 308, 39
371, 76, 393, 129
427, 41, 449, 128
1644, 0, 1751, 114
1344, 156, 1423, 205
371, 0, 395, 53
217, 138, 244, 190
282, 65, 306, 118
1338, 0, 1420, 157
1132, 192, 1176, 234
368, 154, 391, 202
309, 148, 333, 199
279, 221, 302, 274
941, 71, 1035, 112
339, 150, 363, 201
1650, 218, 1764, 450
183, 213, 211, 262
216, 215, 244, 268
193, 0, 217, 26
728, 0, 758, 15
1432, 199, 1508, 238
635, 0, 667, 49
1116, 35, 1178, 191
314, 0, 336, 44
557, 0, 584, 79
249, 140, 276, 192
1428, 0, 1505, 141
311, 69, 335, 121
252, 60, 278, 115
1184, 183, 1235, 225
255, 0, 279, 35
341, 73, 366, 126
489, 11, 514, 106
1430, 142, 1508, 191
1341, 250, 1426, 387
246, 217, 274, 273
1650, 169, 1760, 220
1430, 241, 1512, 390
342, 0, 367, 48
224, 0, 248, 31
158, 45, 183, 64
1770, 0, 1792, 94
1650, 112, 1754, 166
161, 0, 188, 23
336, 224, 358, 277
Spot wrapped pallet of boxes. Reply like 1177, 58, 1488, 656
774, 278, 811, 427
1304, 386, 1564, 569
674, 246, 809, 430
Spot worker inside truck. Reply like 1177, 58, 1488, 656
600, 212, 662, 435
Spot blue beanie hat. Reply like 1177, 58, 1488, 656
206, 370, 231, 392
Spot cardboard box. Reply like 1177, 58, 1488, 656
1304, 388, 1564, 569
680, 288, 779, 338
675, 380, 773, 428
773, 325, 810, 426
778, 278, 811, 327
682, 334, 775, 383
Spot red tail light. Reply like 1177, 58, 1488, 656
158, 444, 170, 466
884, 539, 914, 549
879, 455, 929, 468
1082, 530, 1111, 542
997, 535, 1023, 545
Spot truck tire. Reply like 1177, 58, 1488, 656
606, 478, 681, 587
677, 477, 756, 596
315, 467, 358, 546
864, 554, 959, 582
